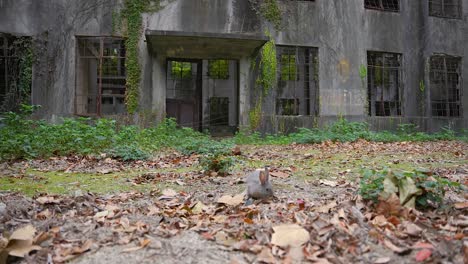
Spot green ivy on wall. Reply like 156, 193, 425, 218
257, 33, 277, 95
257, 0, 282, 30
113, 0, 162, 114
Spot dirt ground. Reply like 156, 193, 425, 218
0, 140, 467, 263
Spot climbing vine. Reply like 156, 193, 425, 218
114, 0, 162, 114
249, 101, 262, 131
258, 37, 277, 95
250, 0, 282, 30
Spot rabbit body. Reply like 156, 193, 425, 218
246, 167, 274, 200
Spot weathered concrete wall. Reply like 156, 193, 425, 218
0, 0, 119, 119
261, 0, 468, 133
1, 0, 466, 132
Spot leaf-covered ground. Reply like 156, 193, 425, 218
0, 140, 467, 263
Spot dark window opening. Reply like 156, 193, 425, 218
0, 34, 32, 113
367, 51, 402, 116
430, 55, 461, 117
365, 0, 400, 12
209, 97, 229, 126
76, 37, 126, 116
276, 46, 319, 116
276, 98, 299, 116
208, 60, 229, 79
429, 0, 461, 18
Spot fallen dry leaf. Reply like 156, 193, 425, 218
256, 247, 276, 264
415, 249, 432, 262
316, 201, 337, 214
162, 188, 177, 197
3, 225, 41, 258
383, 239, 409, 254
454, 202, 468, 209
271, 224, 309, 248
374, 257, 391, 263
122, 238, 150, 253
217, 193, 244, 206
403, 222, 422, 237
270, 171, 289, 179
319, 179, 337, 187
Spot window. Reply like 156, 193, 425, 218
367, 52, 402, 116
276, 46, 319, 116
208, 60, 229, 79
276, 98, 299, 115
0, 34, 31, 112
365, 0, 399, 12
280, 49, 298, 81
76, 37, 126, 115
429, 0, 461, 18
171, 61, 192, 79
430, 55, 461, 117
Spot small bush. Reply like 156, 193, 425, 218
359, 168, 461, 209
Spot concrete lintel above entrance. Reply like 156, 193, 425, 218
145, 30, 268, 59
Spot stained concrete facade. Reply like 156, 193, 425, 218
0, 0, 467, 133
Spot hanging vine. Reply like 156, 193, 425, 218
114, 0, 162, 114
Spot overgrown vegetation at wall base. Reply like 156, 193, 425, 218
234, 118, 466, 145
0, 106, 234, 163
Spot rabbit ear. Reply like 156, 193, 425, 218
259, 171, 267, 185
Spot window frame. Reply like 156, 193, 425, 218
429, 55, 462, 118
364, 0, 400, 13
276, 45, 319, 117
429, 0, 462, 19
367, 51, 403, 117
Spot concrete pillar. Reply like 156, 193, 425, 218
151, 55, 166, 122
238, 56, 250, 128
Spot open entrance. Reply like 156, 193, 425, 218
166, 59, 238, 134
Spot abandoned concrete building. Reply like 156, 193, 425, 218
0, 0, 467, 134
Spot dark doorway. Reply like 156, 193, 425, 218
166, 59, 202, 130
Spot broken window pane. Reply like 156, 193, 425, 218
367, 51, 402, 116
208, 60, 229, 79
365, 0, 399, 12
429, 0, 461, 18
76, 37, 126, 116
276, 46, 319, 116
430, 55, 461, 117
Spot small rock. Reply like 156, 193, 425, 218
0, 202, 6, 216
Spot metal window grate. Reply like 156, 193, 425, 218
276, 46, 319, 116
365, 0, 400, 12
429, 0, 461, 18
76, 37, 126, 116
367, 51, 402, 116
430, 55, 461, 117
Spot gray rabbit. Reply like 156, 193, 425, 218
246, 166, 274, 200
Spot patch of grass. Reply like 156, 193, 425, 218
234, 117, 467, 145
0, 170, 186, 197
